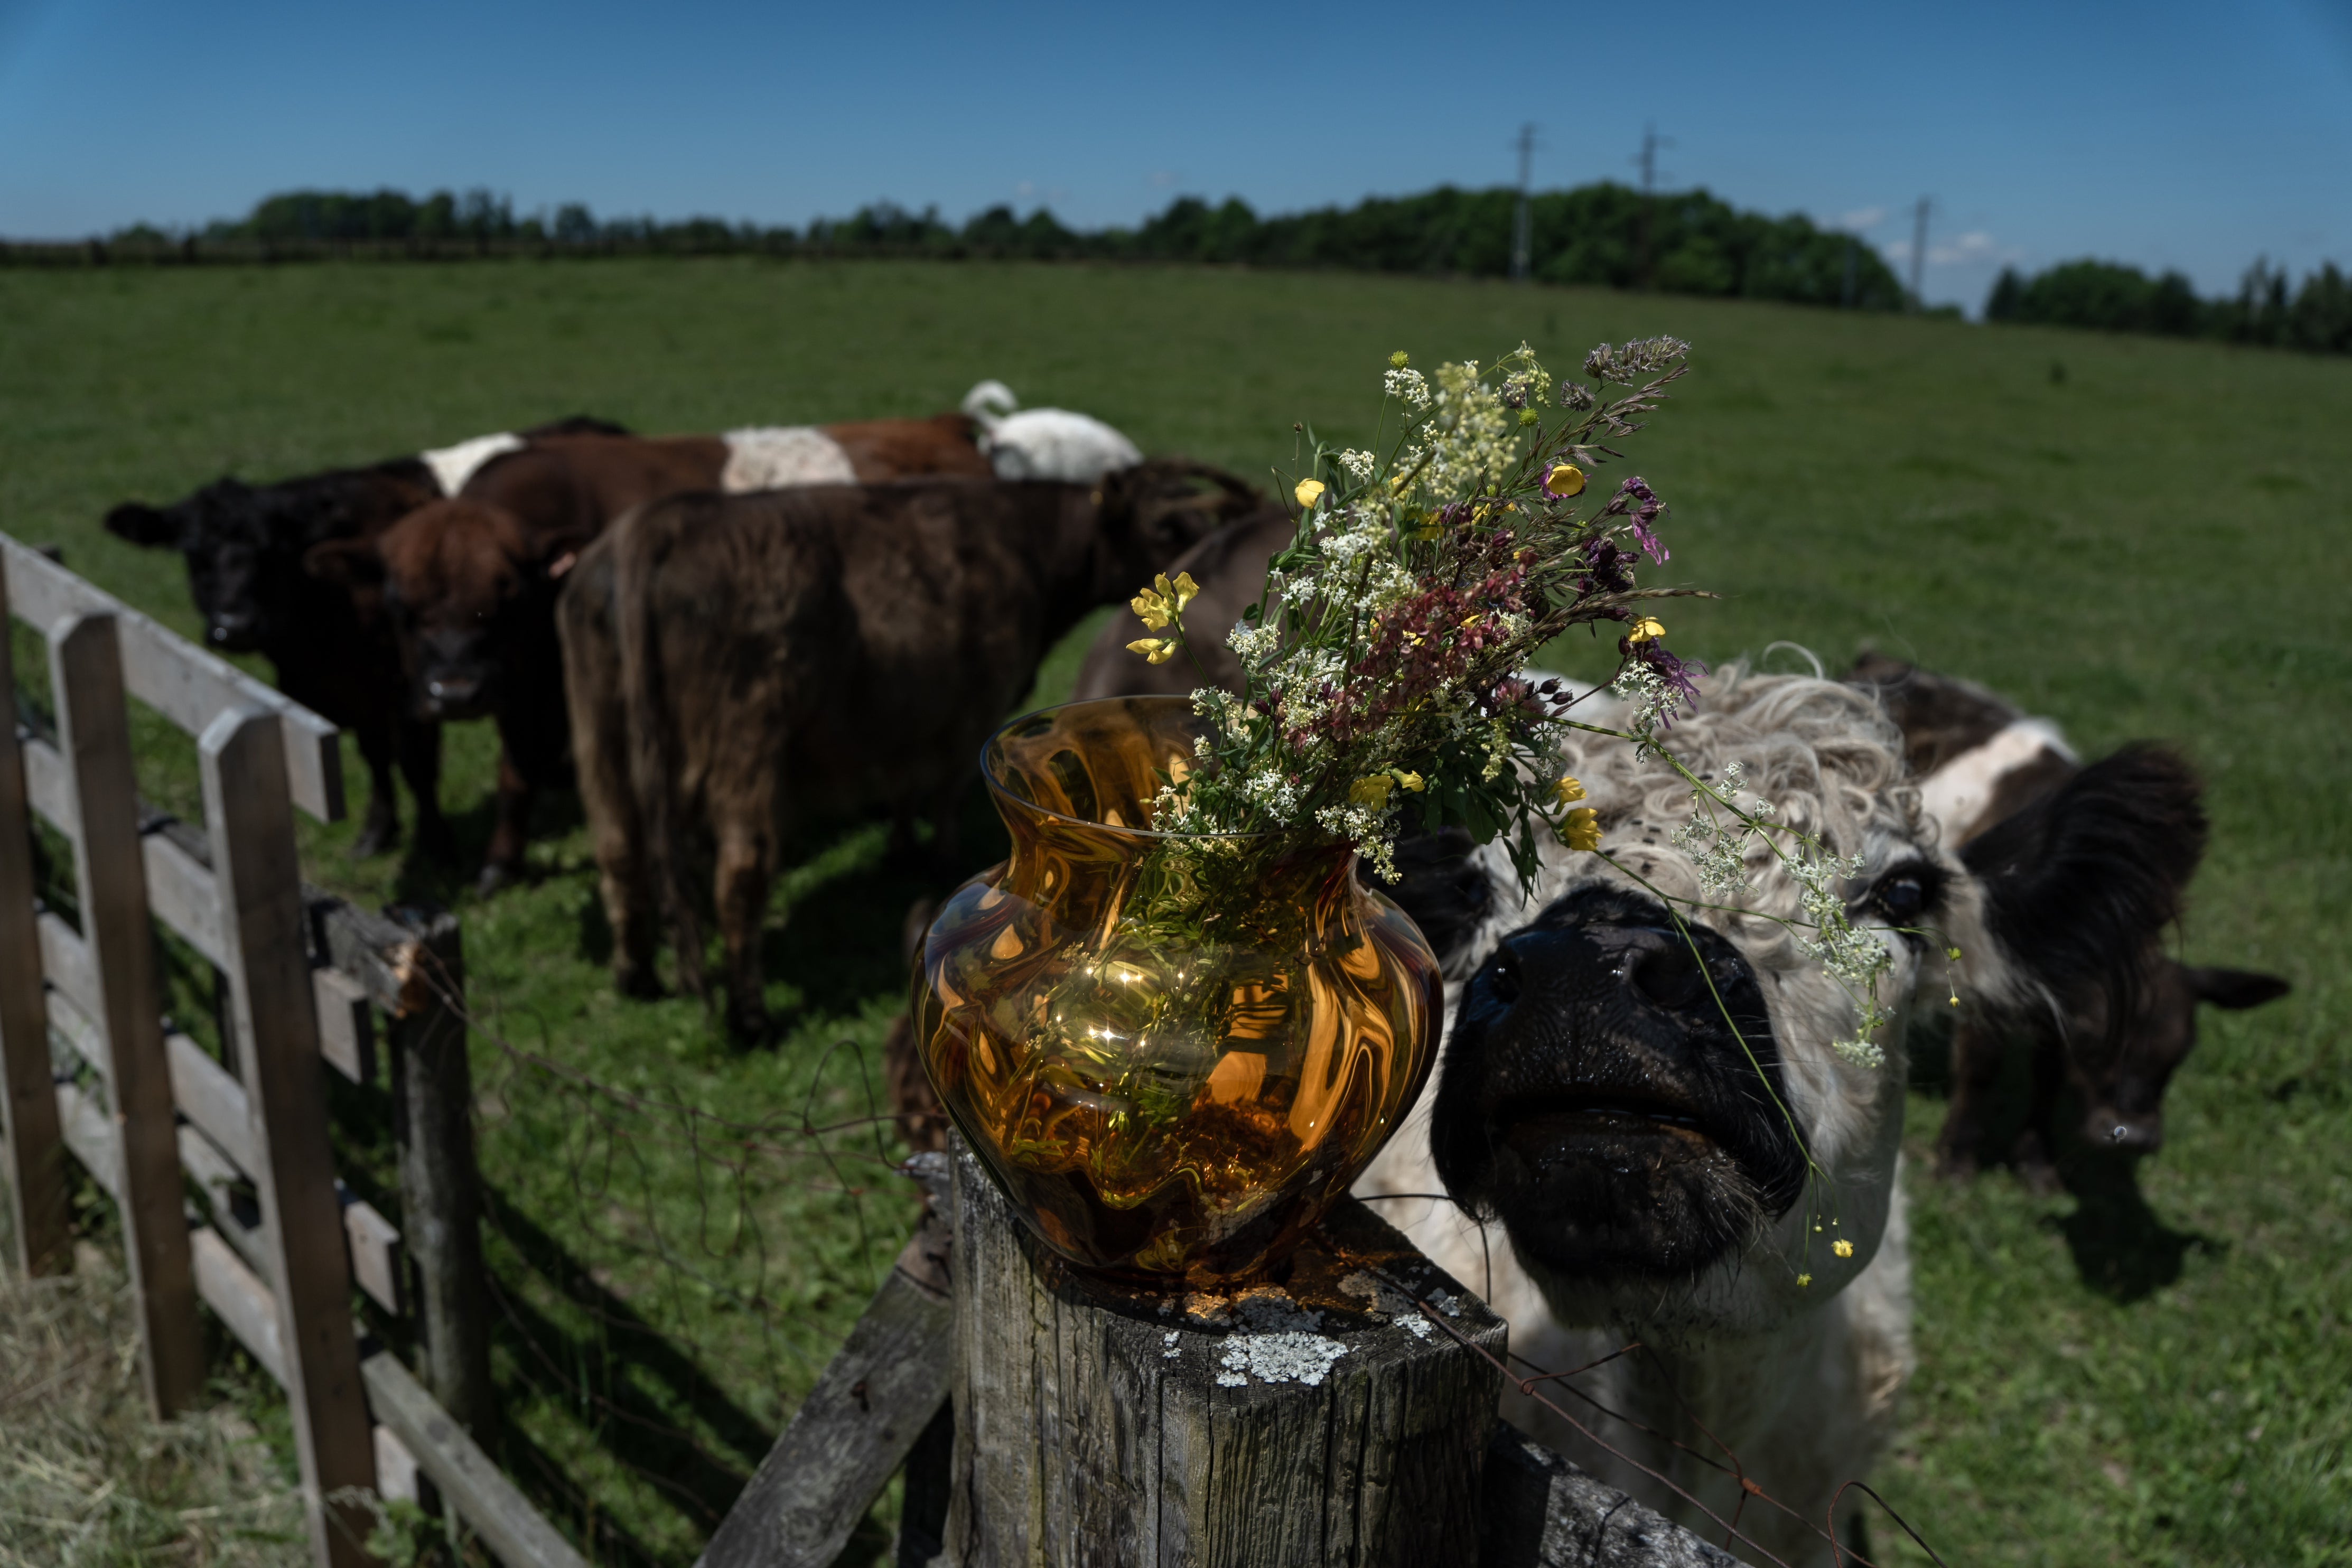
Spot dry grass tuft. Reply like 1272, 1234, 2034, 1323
0, 1247, 307, 1567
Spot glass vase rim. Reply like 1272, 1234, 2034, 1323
982, 695, 1342, 853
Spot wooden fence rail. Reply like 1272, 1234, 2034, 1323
0, 536, 579, 1568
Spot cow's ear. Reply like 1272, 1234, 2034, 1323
2183, 966, 2291, 1011
1961, 743, 2206, 1027
304, 537, 385, 587
105, 502, 179, 548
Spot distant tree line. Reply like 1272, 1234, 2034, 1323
1986, 257, 2351, 354
10, 181, 1910, 312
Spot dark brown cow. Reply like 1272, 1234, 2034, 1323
1846, 652, 2291, 1188
304, 421, 998, 891
561, 464, 1252, 1040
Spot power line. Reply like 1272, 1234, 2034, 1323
1633, 124, 1676, 290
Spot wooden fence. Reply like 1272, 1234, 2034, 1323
0, 535, 585, 1568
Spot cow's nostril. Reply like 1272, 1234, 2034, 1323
1629, 942, 1704, 1011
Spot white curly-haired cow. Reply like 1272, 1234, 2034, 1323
1358, 662, 2182, 1565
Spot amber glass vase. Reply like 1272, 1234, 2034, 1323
913, 696, 1443, 1285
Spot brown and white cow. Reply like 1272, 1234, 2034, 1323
1846, 651, 2290, 1188
303, 417, 1004, 890
559, 464, 1255, 1040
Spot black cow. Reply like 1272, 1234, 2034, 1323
103, 416, 627, 856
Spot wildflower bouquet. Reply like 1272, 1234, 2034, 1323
1125, 337, 1903, 1064
1130, 338, 1701, 882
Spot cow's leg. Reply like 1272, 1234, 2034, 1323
349, 711, 403, 858
477, 742, 536, 896
1933, 1014, 2006, 1181
398, 715, 456, 864
713, 820, 776, 1043
2012, 1030, 2066, 1196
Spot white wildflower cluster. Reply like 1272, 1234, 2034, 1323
1336, 448, 1377, 483
1785, 848, 1893, 1068
1240, 768, 1303, 822
1668, 797, 1754, 898
1226, 618, 1282, 662
1383, 366, 1431, 410
1315, 802, 1399, 880
1398, 358, 1520, 492
1609, 659, 1678, 741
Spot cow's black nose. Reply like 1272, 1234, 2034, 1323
425, 675, 480, 705
2088, 1106, 2163, 1152
1627, 940, 1705, 1010
209, 612, 257, 645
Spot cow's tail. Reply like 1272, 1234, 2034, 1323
613, 497, 710, 1003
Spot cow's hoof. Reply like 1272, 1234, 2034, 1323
615, 967, 665, 1002
725, 1010, 774, 1049
350, 822, 399, 859
416, 823, 460, 864
1933, 1149, 1980, 1183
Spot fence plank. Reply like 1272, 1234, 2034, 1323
167, 1029, 258, 1172
361, 1352, 593, 1568
201, 706, 377, 1567
314, 966, 375, 1082
51, 610, 203, 1415
0, 593, 68, 1272
697, 1206, 955, 1568
385, 912, 494, 1443
36, 910, 100, 1023
0, 546, 71, 1275
144, 829, 226, 966
2, 535, 343, 823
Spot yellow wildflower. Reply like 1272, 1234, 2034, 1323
1394, 770, 1425, 793
1561, 807, 1601, 852
1796, 1273, 1813, 1289
1389, 350, 1411, 369
1126, 637, 1178, 666
1552, 774, 1588, 807
1832, 1238, 1855, 1259
1349, 774, 1394, 808
1295, 478, 1327, 510
1129, 571, 1199, 631
1627, 616, 1665, 645
1544, 463, 1587, 497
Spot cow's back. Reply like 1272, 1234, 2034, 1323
617, 480, 1079, 827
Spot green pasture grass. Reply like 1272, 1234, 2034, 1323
1, 257, 2345, 1565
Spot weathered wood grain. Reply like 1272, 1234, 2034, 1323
1478, 1423, 1748, 1568
697, 1204, 955, 1568
51, 610, 203, 1415
361, 1351, 592, 1568
942, 1145, 1507, 1568
0, 547, 68, 1273
201, 706, 377, 1566
385, 911, 494, 1443
2, 535, 343, 823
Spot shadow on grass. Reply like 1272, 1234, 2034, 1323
2046, 1146, 2225, 1304
481, 1187, 778, 1548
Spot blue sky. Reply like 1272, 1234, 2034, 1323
3, 0, 2347, 311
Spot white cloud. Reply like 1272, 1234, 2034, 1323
1838, 205, 1887, 232
1881, 229, 2022, 269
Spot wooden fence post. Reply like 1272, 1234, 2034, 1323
51, 611, 202, 1415
387, 910, 494, 1444
942, 1145, 1508, 1568
201, 707, 379, 1567
0, 550, 70, 1275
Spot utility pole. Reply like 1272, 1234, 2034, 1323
1909, 195, 1931, 309
1510, 123, 1537, 282
1634, 124, 1675, 290
1841, 231, 1858, 309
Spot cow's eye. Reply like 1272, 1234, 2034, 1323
1863, 861, 1943, 930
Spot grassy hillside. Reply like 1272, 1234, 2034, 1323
2, 257, 2345, 1566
